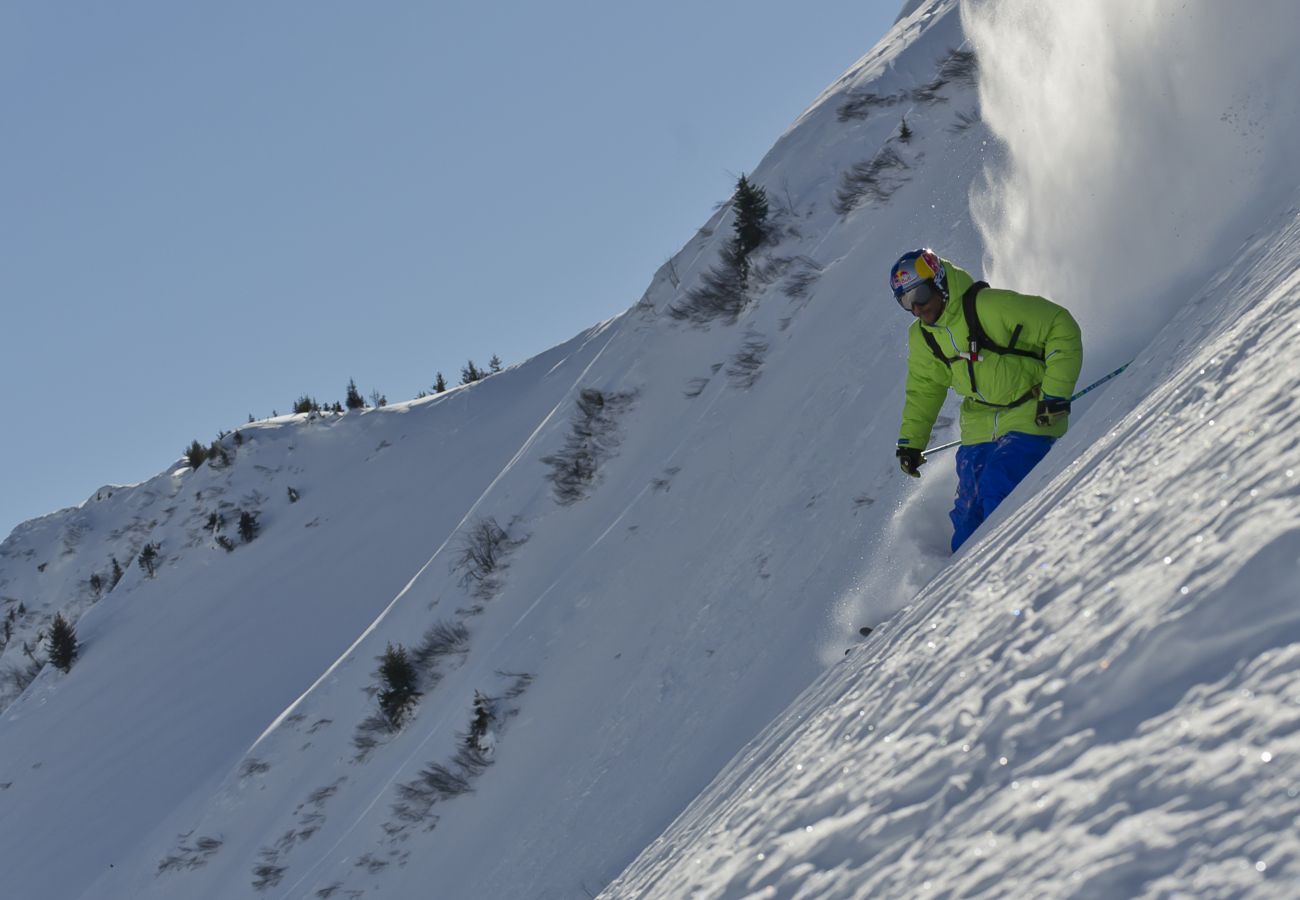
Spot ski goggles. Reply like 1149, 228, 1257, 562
896, 279, 941, 311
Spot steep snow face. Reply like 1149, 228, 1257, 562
605, 0, 1300, 895
604, 193, 1300, 900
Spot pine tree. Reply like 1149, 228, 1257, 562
138, 543, 159, 578
489, 355, 503, 374
345, 378, 366, 410
110, 557, 124, 590
898, 116, 913, 143
238, 510, 260, 544
207, 440, 231, 467
469, 691, 494, 751
434, 372, 448, 393
731, 174, 771, 260
185, 440, 209, 470
293, 395, 320, 415
47, 613, 78, 673
460, 360, 483, 385
378, 643, 421, 728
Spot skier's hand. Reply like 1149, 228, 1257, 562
896, 446, 925, 478
1035, 394, 1071, 427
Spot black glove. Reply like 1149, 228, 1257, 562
1035, 394, 1071, 427
896, 446, 925, 478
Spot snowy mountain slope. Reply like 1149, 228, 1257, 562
4, 0, 1297, 898
0, 322, 623, 898
2, 5, 997, 898
604, 193, 1300, 900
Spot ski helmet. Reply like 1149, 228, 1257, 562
889, 249, 947, 306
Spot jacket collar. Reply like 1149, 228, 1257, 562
918, 259, 973, 330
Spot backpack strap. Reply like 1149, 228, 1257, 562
917, 282, 1047, 408
919, 328, 961, 367
963, 282, 1045, 362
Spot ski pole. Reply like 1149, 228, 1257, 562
921, 360, 1134, 457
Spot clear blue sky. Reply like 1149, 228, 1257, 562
1, 1, 901, 538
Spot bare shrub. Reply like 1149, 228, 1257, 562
541, 389, 637, 506
252, 865, 285, 891
948, 108, 981, 134
781, 256, 824, 300
667, 243, 750, 325
451, 517, 525, 598
938, 47, 978, 84
836, 89, 903, 122
240, 758, 271, 778
728, 335, 770, 389
748, 255, 798, 288
910, 77, 950, 105
388, 674, 532, 830
156, 833, 224, 874
410, 620, 470, 677
834, 146, 912, 215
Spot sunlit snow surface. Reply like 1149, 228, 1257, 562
1, 0, 1299, 898
604, 202, 1300, 897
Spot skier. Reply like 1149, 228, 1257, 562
890, 249, 1082, 552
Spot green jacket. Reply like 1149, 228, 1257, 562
898, 260, 1083, 449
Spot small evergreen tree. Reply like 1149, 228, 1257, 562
489, 355, 503, 374
207, 440, 230, 467
293, 395, 320, 415
460, 361, 483, 385
434, 372, 448, 393
731, 174, 771, 260
138, 543, 160, 578
185, 440, 209, 470
378, 643, 421, 729
110, 557, 124, 590
47, 613, 78, 673
238, 511, 260, 544
898, 116, 913, 143
345, 379, 366, 410
469, 691, 494, 751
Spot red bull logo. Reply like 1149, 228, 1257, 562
891, 249, 945, 294
891, 268, 917, 291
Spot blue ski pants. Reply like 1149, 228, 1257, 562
950, 432, 1055, 553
